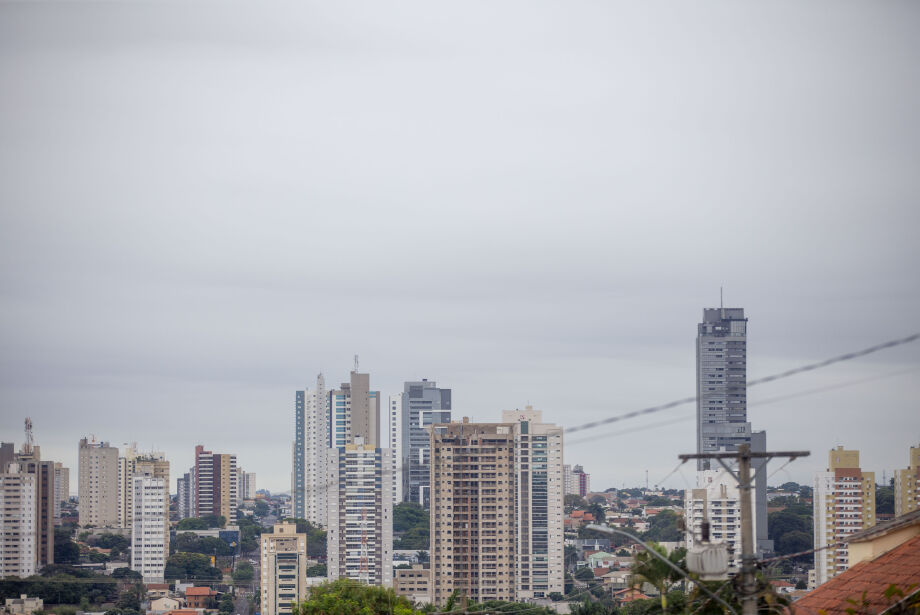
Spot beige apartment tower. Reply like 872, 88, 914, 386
894, 445, 920, 517
78, 438, 119, 527
813, 446, 875, 586
260, 522, 309, 615
430, 420, 517, 604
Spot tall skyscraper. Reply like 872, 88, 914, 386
117, 446, 169, 531
325, 440, 393, 586
329, 371, 380, 449
502, 408, 565, 600
392, 379, 451, 507
131, 475, 167, 581
292, 375, 328, 526
695, 307, 771, 554
814, 446, 876, 586
194, 446, 238, 523
387, 392, 403, 504
894, 444, 920, 517
260, 522, 309, 615
78, 438, 119, 527
430, 411, 565, 605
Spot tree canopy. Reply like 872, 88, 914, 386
164, 552, 222, 580
292, 579, 417, 615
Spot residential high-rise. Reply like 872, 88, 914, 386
325, 440, 393, 586
685, 468, 752, 572
329, 371, 380, 449
260, 522, 309, 615
563, 464, 590, 497
53, 463, 69, 525
814, 446, 876, 586
695, 307, 771, 554
0, 462, 38, 577
430, 410, 565, 605
177, 471, 193, 519
391, 380, 452, 507
292, 375, 328, 526
131, 475, 167, 581
117, 446, 169, 530
502, 408, 565, 600
78, 438, 119, 527
894, 445, 920, 517
194, 446, 238, 523
387, 392, 403, 504
241, 472, 257, 501
430, 419, 517, 604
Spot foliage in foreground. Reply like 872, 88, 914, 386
292, 580, 417, 615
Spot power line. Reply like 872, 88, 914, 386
564, 332, 919, 435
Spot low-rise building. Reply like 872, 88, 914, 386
150, 597, 180, 614
4, 595, 43, 615
394, 565, 430, 603
184, 587, 217, 610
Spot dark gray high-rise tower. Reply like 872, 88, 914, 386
696, 307, 749, 466
695, 306, 772, 554
399, 380, 451, 507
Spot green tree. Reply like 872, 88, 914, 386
111, 568, 143, 581
292, 579, 418, 615
876, 485, 895, 515
587, 503, 606, 524
641, 510, 682, 542
219, 593, 235, 615
574, 567, 595, 581
164, 552, 222, 580
777, 530, 812, 559
306, 564, 326, 577
233, 562, 254, 582
629, 543, 686, 612
565, 494, 588, 512
54, 527, 81, 565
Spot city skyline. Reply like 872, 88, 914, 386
1, 1, 918, 494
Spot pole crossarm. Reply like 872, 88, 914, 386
678, 451, 810, 461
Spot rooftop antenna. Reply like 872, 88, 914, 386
354, 354, 359, 372
720, 286, 724, 318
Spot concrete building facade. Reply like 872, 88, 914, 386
259, 522, 309, 615
894, 445, 920, 517
329, 372, 380, 449
326, 441, 393, 586
814, 447, 876, 586
430, 420, 517, 604
398, 380, 451, 507
131, 475, 167, 581
292, 375, 329, 526
78, 438, 119, 527
502, 408, 565, 600
0, 464, 38, 577
685, 468, 751, 571
53, 463, 69, 525
193, 446, 238, 524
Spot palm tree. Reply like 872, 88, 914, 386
628, 543, 686, 611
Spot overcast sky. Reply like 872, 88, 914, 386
1, 1, 918, 495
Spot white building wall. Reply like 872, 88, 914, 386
0, 468, 38, 577
131, 476, 167, 581
684, 469, 751, 571
813, 471, 833, 586
301, 378, 329, 528
388, 393, 403, 504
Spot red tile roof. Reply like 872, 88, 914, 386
185, 587, 217, 597
792, 535, 920, 615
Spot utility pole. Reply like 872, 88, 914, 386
679, 445, 809, 615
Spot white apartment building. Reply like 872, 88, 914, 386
502, 408, 565, 599
78, 438, 119, 527
260, 522, 309, 615
685, 468, 750, 571
292, 375, 329, 527
387, 392, 403, 504
131, 475, 167, 581
813, 447, 875, 586
0, 464, 38, 577
326, 440, 393, 586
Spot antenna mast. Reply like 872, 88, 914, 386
354, 354, 359, 372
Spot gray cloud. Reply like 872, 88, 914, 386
1, 0, 918, 492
